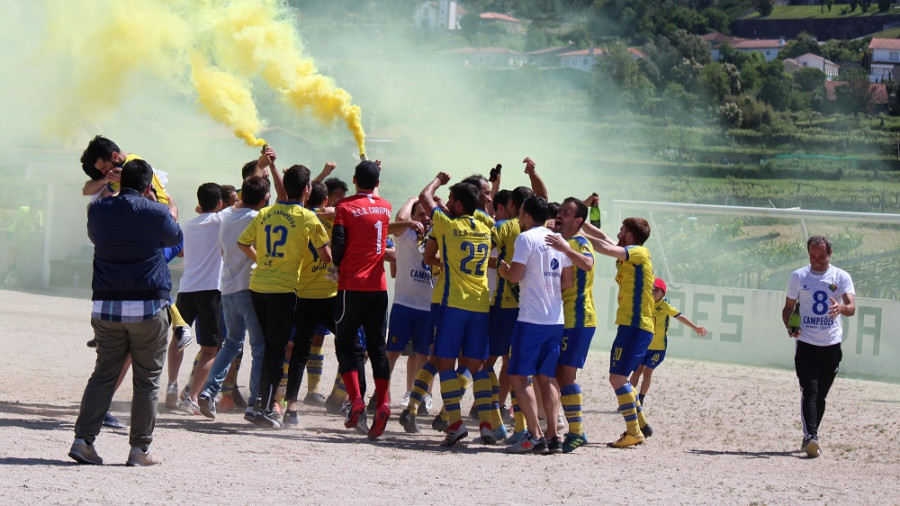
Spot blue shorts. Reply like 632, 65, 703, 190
432, 306, 489, 361
640, 348, 666, 369
558, 326, 596, 369
489, 307, 519, 357
314, 323, 330, 336
609, 325, 653, 376
386, 304, 432, 355
508, 321, 564, 378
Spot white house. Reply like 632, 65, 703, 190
783, 53, 839, 80
730, 38, 786, 62
414, 0, 462, 30
479, 12, 524, 33
557, 47, 644, 73
441, 47, 526, 68
868, 38, 900, 83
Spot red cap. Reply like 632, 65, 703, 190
654, 278, 667, 294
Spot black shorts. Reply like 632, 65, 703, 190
175, 289, 223, 347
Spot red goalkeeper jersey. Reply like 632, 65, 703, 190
334, 192, 392, 291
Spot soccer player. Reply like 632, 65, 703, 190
417, 172, 494, 446
238, 152, 330, 429
782, 235, 855, 458
498, 196, 573, 454
282, 181, 340, 426
545, 197, 597, 453
80, 135, 177, 219
385, 197, 432, 408
630, 277, 708, 408
580, 216, 655, 448
331, 160, 393, 440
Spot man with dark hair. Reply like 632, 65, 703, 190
545, 197, 597, 452
68, 158, 183, 466
197, 176, 270, 421
323, 177, 349, 205
79, 135, 177, 220
783, 235, 855, 458
281, 180, 340, 426
170, 183, 228, 416
238, 151, 330, 429
580, 214, 655, 448
331, 159, 393, 440
414, 174, 494, 446
498, 196, 573, 453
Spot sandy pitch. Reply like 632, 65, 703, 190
0, 288, 898, 505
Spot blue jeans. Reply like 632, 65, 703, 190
202, 290, 265, 404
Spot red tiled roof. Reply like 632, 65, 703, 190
559, 48, 606, 57
441, 47, 523, 55
869, 38, 900, 50
558, 47, 644, 59
731, 39, 784, 49
480, 12, 520, 23
526, 46, 573, 55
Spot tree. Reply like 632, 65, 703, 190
878, 0, 892, 12
757, 0, 774, 16
780, 32, 820, 59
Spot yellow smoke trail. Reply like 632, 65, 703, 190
190, 54, 266, 147
43, 0, 364, 152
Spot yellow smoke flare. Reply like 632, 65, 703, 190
43, 0, 364, 152
190, 55, 266, 147
203, 0, 366, 153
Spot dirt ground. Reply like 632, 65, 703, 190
1, 287, 898, 505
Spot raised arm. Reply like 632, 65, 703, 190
260, 146, 286, 201
420, 172, 451, 212
312, 161, 337, 184
523, 157, 548, 200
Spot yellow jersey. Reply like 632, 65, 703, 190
238, 202, 329, 294
111, 154, 169, 204
430, 207, 491, 313
491, 217, 520, 309
614, 245, 654, 333
649, 299, 680, 351
562, 235, 596, 329
296, 211, 337, 299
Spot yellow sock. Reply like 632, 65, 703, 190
168, 304, 187, 328
306, 345, 324, 394
439, 370, 462, 424
473, 371, 493, 426
489, 369, 502, 428
636, 396, 648, 430
407, 362, 437, 416
560, 383, 584, 435
615, 384, 641, 436
511, 389, 526, 433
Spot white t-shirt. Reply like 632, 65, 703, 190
178, 208, 230, 293
510, 226, 571, 325
786, 264, 855, 347
218, 207, 258, 296
392, 227, 433, 311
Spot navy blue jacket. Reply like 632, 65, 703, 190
88, 188, 183, 301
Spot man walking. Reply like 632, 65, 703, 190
783, 235, 855, 458
68, 158, 182, 466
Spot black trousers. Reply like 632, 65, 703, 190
795, 340, 842, 438
334, 290, 390, 395
285, 296, 337, 402
250, 291, 297, 410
